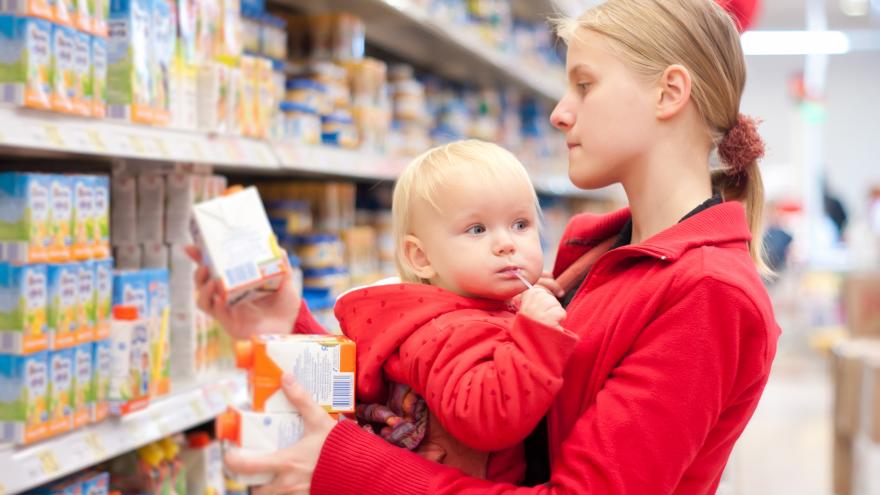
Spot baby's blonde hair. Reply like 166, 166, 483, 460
555, 0, 769, 274
392, 140, 540, 284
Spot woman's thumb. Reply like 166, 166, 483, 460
281, 373, 328, 426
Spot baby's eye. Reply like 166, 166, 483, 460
512, 220, 529, 231
466, 224, 487, 235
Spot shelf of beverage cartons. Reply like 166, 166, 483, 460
0, 371, 246, 495
275, 0, 567, 101
0, 106, 618, 200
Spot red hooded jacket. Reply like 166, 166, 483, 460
303, 201, 781, 494
333, 284, 579, 480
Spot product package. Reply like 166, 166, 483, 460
71, 175, 96, 260
0, 172, 51, 264
0, 15, 53, 110
108, 304, 150, 415
77, 260, 95, 342
48, 347, 74, 435
145, 268, 170, 397
55, 0, 76, 27
106, 0, 153, 123
110, 175, 136, 246
0, 262, 49, 354
92, 175, 110, 257
0, 351, 49, 444
137, 174, 165, 244
74, 0, 91, 31
151, 0, 174, 125
180, 431, 226, 495
51, 24, 76, 113
47, 262, 79, 349
91, 36, 108, 117
72, 342, 92, 427
113, 244, 141, 270
235, 334, 355, 414
190, 186, 288, 306
142, 243, 168, 269
90, 338, 111, 421
48, 175, 73, 262
93, 258, 113, 339
72, 30, 92, 116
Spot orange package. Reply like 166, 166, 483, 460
236, 334, 355, 414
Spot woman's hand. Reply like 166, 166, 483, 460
185, 245, 301, 339
224, 374, 337, 495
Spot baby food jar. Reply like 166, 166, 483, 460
279, 102, 321, 145
303, 267, 351, 299
267, 200, 314, 234
321, 111, 358, 148
294, 233, 344, 269
241, 9, 261, 54
284, 78, 326, 112
261, 14, 287, 61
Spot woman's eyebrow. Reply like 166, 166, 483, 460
567, 63, 595, 80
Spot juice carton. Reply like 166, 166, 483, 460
48, 263, 79, 349
0, 263, 49, 354
92, 0, 108, 35
89, 338, 110, 421
71, 176, 96, 260
106, 0, 153, 123
0, 15, 52, 110
0, 0, 53, 20
55, 0, 75, 26
0, 351, 49, 444
73, 0, 91, 31
93, 258, 112, 339
151, 0, 174, 126
108, 305, 150, 415
72, 342, 92, 427
51, 24, 76, 113
71, 30, 92, 116
48, 347, 74, 435
48, 175, 73, 262
0, 172, 51, 265
112, 269, 147, 316
180, 432, 225, 495
92, 176, 110, 257
145, 268, 169, 397
77, 260, 96, 342
77, 471, 109, 495
190, 187, 288, 306
216, 406, 307, 485
235, 334, 355, 414
36, 474, 84, 495
175, 0, 196, 65
90, 35, 107, 117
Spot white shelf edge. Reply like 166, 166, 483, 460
0, 371, 246, 495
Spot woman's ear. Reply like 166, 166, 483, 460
403, 234, 436, 280
656, 64, 693, 120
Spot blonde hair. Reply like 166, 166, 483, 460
555, 0, 769, 274
392, 140, 540, 284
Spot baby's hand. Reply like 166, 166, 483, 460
518, 287, 567, 329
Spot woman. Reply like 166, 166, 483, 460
192, 0, 780, 493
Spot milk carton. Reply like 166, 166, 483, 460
72, 176, 96, 260
151, 0, 174, 125
108, 304, 150, 415
145, 268, 169, 397
235, 334, 355, 414
90, 338, 110, 421
0, 15, 52, 110
107, 0, 152, 123
48, 175, 73, 262
48, 263, 79, 349
92, 175, 110, 257
0, 172, 51, 264
77, 260, 96, 343
92, 0, 108, 35
73, 0, 91, 31
55, 0, 76, 26
48, 347, 74, 435
71, 30, 92, 116
91, 36, 107, 117
72, 342, 92, 427
190, 187, 287, 306
0, 263, 49, 354
180, 432, 225, 495
0, 351, 50, 444
51, 24, 76, 113
94, 258, 112, 339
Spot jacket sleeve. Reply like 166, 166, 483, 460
291, 300, 330, 335
312, 279, 774, 495
395, 313, 579, 452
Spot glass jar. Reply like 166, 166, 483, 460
284, 78, 327, 112
294, 233, 344, 269
321, 111, 358, 148
279, 102, 321, 145
303, 266, 351, 299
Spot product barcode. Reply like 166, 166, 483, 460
331, 372, 354, 411
224, 262, 259, 287
1, 84, 22, 105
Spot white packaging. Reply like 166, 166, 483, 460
165, 173, 196, 243
137, 174, 165, 243
110, 175, 137, 246
142, 243, 168, 269
113, 244, 142, 270
218, 407, 305, 486
190, 187, 286, 306
180, 436, 225, 495
108, 310, 150, 414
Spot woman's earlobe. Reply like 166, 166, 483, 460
656, 64, 692, 120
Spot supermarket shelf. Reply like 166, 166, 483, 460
273, 0, 566, 101
0, 106, 279, 170
274, 143, 406, 180
0, 371, 247, 495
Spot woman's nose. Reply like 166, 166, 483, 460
550, 97, 575, 131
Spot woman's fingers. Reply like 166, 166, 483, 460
184, 244, 202, 263
224, 448, 286, 475
280, 374, 334, 428
196, 278, 219, 314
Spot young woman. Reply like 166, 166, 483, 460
193, 0, 781, 493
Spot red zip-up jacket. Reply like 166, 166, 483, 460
301, 201, 780, 494
333, 285, 579, 480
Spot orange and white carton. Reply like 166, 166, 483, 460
235, 334, 355, 414
190, 187, 288, 306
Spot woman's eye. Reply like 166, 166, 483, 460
577, 82, 590, 92
512, 220, 529, 231
466, 224, 487, 235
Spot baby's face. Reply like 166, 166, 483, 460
411, 172, 543, 301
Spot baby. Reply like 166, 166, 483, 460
335, 140, 577, 482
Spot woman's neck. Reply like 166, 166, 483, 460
622, 146, 713, 246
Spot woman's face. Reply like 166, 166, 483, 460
550, 30, 659, 190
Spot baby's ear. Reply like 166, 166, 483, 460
403, 234, 436, 280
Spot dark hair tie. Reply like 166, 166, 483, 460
718, 114, 765, 176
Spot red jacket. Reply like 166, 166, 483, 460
305, 201, 781, 494
333, 285, 579, 480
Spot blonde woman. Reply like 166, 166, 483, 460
195, 0, 781, 493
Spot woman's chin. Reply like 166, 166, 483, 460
568, 167, 614, 191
